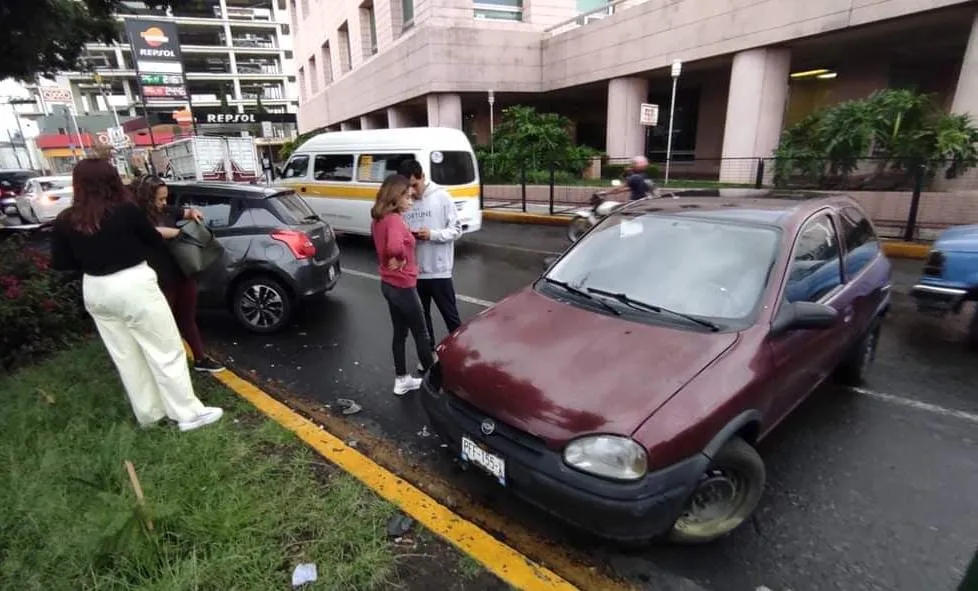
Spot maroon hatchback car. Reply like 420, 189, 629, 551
421, 190, 892, 544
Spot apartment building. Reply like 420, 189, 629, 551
294, 0, 978, 182
58, 0, 299, 119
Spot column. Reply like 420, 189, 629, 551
387, 105, 412, 128
952, 12, 978, 118
340, 121, 357, 131
718, 47, 791, 183
605, 77, 648, 160
425, 93, 462, 128
360, 114, 381, 129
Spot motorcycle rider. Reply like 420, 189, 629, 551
607, 155, 653, 201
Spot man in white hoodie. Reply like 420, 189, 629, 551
398, 159, 462, 356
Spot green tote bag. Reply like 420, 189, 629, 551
167, 220, 225, 277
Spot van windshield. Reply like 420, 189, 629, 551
431, 151, 476, 185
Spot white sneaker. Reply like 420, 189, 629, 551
178, 407, 224, 432
393, 375, 423, 396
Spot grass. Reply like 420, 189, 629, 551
0, 340, 399, 591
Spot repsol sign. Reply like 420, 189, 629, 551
206, 113, 259, 124
196, 112, 298, 124
138, 48, 177, 58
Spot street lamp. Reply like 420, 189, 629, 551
5, 98, 36, 169
487, 89, 495, 160
664, 59, 682, 186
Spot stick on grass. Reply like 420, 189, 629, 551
124, 460, 154, 532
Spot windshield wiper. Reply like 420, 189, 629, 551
585, 288, 720, 331
543, 278, 621, 316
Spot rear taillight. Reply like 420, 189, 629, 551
271, 230, 317, 259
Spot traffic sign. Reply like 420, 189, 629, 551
640, 103, 660, 126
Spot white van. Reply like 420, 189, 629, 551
277, 127, 482, 236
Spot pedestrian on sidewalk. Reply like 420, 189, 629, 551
398, 159, 462, 358
133, 174, 225, 373
50, 158, 223, 432
370, 174, 435, 396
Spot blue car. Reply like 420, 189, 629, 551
910, 224, 978, 347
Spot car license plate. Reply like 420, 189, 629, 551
461, 436, 506, 486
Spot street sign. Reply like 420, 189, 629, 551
39, 87, 74, 105
640, 103, 660, 126
107, 126, 130, 149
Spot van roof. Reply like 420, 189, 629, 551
294, 127, 473, 154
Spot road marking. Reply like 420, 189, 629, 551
849, 387, 978, 425
341, 268, 978, 425
213, 370, 580, 591
342, 268, 497, 308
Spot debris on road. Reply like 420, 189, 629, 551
417, 425, 433, 438
335, 398, 362, 415
291, 563, 317, 587
386, 513, 415, 538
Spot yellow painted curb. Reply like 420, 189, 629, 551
483, 209, 571, 226
882, 240, 931, 260
212, 370, 580, 591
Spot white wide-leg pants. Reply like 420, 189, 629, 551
82, 262, 206, 425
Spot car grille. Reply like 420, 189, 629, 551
445, 390, 548, 456
923, 250, 945, 277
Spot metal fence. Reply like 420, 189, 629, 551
478, 157, 978, 241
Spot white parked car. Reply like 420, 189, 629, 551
15, 176, 73, 224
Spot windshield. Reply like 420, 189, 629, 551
543, 214, 780, 322
267, 191, 317, 224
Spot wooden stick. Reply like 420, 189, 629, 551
124, 460, 154, 531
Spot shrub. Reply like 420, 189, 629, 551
0, 236, 90, 370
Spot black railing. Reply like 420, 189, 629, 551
477, 157, 978, 243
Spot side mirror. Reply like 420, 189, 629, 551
770, 301, 838, 337
610, 179, 622, 187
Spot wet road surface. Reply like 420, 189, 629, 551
197, 222, 978, 591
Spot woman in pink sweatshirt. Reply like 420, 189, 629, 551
371, 174, 436, 395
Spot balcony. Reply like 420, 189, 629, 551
228, 35, 277, 49
216, 5, 274, 21
236, 59, 282, 75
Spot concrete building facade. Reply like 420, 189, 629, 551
293, 0, 978, 183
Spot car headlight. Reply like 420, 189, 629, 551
563, 435, 648, 481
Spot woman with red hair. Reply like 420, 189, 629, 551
51, 158, 223, 432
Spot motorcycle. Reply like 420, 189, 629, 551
567, 178, 665, 243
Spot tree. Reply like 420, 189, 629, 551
773, 89, 978, 189
474, 105, 597, 184
0, 0, 188, 81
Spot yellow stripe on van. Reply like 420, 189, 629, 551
283, 182, 479, 201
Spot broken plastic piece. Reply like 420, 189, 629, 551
335, 398, 362, 415
292, 563, 317, 587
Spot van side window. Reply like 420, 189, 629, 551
356, 153, 415, 183
281, 155, 309, 179
430, 151, 476, 185
314, 154, 354, 181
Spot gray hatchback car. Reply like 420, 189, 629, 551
166, 182, 341, 333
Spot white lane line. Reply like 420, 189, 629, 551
342, 267, 978, 425
342, 268, 497, 308
849, 387, 978, 425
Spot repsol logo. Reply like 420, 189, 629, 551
139, 48, 177, 57
205, 113, 257, 124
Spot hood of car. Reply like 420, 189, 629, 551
437, 287, 739, 448
935, 224, 978, 253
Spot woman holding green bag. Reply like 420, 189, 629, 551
133, 175, 225, 373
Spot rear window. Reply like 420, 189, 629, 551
267, 191, 317, 224
430, 151, 475, 185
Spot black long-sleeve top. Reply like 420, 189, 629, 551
51, 202, 166, 276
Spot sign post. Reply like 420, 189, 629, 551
665, 59, 682, 186
488, 89, 495, 172
124, 19, 189, 141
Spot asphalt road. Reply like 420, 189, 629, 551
195, 221, 978, 591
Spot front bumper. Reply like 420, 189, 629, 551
419, 369, 708, 542
910, 283, 969, 314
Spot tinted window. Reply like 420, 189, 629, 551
356, 153, 414, 183
784, 214, 842, 303
431, 150, 476, 185
177, 193, 233, 227
839, 207, 880, 278
314, 154, 354, 181
266, 191, 316, 224
545, 214, 779, 322
39, 179, 71, 192
281, 155, 309, 179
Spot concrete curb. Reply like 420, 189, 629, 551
483, 210, 932, 260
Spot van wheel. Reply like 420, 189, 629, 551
836, 319, 881, 386
232, 276, 293, 334
668, 437, 765, 544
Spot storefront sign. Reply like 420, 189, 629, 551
195, 111, 298, 124
124, 19, 186, 103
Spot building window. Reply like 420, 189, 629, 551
474, 0, 522, 21
297, 66, 306, 101
646, 87, 700, 162
337, 22, 353, 73
321, 42, 334, 85
308, 56, 318, 94
359, 0, 378, 57
401, 0, 414, 28
300, 0, 309, 19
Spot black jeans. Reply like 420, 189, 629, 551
381, 281, 434, 376
417, 278, 462, 350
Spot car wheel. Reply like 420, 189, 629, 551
567, 218, 591, 242
668, 437, 765, 544
836, 319, 881, 386
231, 275, 293, 334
